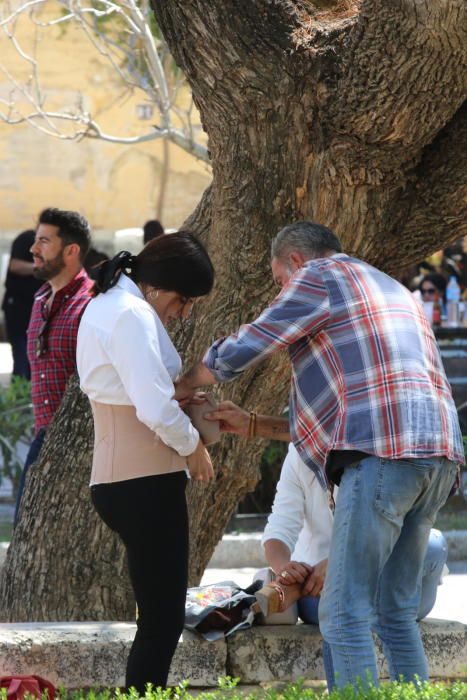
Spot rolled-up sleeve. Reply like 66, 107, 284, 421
107, 306, 199, 456
262, 446, 306, 555
203, 267, 329, 382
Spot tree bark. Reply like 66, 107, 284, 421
1, 0, 465, 620
1, 375, 134, 621
154, 0, 467, 586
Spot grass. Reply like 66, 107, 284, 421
3, 678, 465, 700
435, 512, 467, 531
0, 520, 12, 542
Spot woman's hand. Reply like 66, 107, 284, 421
275, 560, 314, 586
187, 438, 214, 482
178, 391, 208, 409
205, 400, 250, 436
174, 377, 197, 404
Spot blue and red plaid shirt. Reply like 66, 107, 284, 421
204, 254, 464, 489
27, 268, 93, 431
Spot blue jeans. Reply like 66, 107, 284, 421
319, 455, 457, 689
14, 428, 46, 527
299, 528, 447, 690
418, 529, 447, 619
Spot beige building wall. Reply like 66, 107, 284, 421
0, 2, 211, 239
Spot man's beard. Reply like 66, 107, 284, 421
33, 250, 66, 281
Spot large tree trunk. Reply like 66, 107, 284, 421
1, 0, 465, 620
1, 376, 134, 621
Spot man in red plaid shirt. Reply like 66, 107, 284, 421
176, 221, 463, 688
14, 208, 93, 525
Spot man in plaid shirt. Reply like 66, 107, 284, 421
176, 221, 463, 688
14, 208, 93, 525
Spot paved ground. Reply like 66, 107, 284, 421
1, 342, 466, 626
0, 342, 12, 386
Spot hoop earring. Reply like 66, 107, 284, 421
145, 289, 159, 302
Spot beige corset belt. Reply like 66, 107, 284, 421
90, 401, 187, 484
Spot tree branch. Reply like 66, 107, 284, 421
151, 0, 314, 112
381, 100, 467, 273
0, 0, 47, 27
325, 0, 466, 169
0, 0, 210, 162
0, 104, 209, 158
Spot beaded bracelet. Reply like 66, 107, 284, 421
270, 582, 286, 612
248, 410, 257, 438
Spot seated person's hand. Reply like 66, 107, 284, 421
302, 558, 328, 597
187, 438, 214, 482
204, 400, 250, 436
276, 560, 313, 586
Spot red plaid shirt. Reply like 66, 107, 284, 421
27, 269, 93, 431
204, 255, 464, 489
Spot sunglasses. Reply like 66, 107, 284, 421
35, 317, 52, 357
421, 287, 437, 296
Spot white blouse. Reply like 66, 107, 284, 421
262, 443, 336, 566
76, 273, 199, 457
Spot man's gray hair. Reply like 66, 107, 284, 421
271, 221, 342, 261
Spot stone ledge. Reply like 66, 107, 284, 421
0, 622, 226, 688
227, 619, 467, 683
209, 533, 265, 568
0, 542, 8, 568
445, 531, 467, 561
227, 624, 324, 683
0, 619, 465, 689
1, 531, 466, 573
209, 531, 467, 569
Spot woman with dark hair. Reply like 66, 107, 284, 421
419, 272, 447, 307
76, 230, 215, 693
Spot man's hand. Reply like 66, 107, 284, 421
302, 558, 328, 597
275, 560, 314, 586
205, 400, 290, 441
205, 400, 250, 436
186, 438, 214, 482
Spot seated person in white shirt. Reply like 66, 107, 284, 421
206, 402, 448, 625
260, 442, 447, 624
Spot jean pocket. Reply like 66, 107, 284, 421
374, 458, 427, 526
427, 462, 460, 522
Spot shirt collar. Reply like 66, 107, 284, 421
115, 272, 144, 300
301, 253, 349, 271
35, 268, 90, 302
306, 252, 349, 263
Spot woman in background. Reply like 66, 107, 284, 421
419, 273, 447, 312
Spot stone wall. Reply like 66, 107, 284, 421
0, 620, 465, 688
0, 4, 210, 234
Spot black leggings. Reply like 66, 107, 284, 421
91, 471, 188, 693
